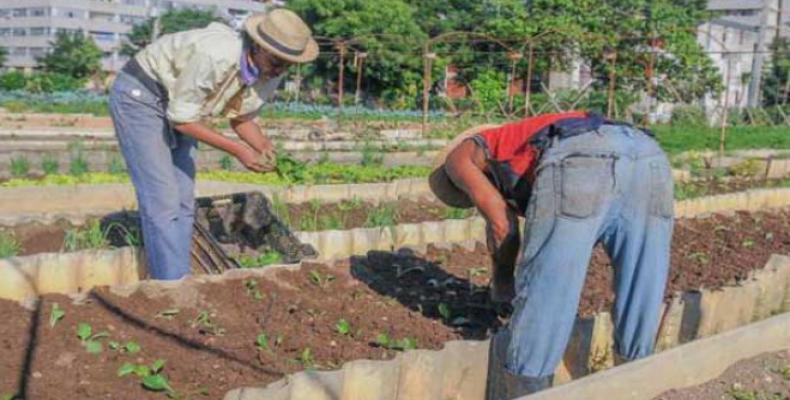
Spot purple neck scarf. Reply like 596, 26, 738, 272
240, 48, 260, 86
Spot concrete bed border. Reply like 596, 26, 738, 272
0, 187, 789, 302
222, 255, 790, 400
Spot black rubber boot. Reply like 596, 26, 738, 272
485, 330, 553, 400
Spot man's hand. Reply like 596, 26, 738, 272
231, 117, 273, 154
235, 145, 266, 172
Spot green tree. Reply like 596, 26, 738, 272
763, 37, 789, 106
38, 31, 102, 80
121, 9, 221, 56
287, 0, 427, 102
0, 46, 7, 67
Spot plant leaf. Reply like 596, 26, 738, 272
256, 334, 269, 351
335, 319, 351, 335
142, 374, 171, 392
108, 341, 120, 350
76, 323, 92, 341
49, 303, 65, 328
134, 365, 151, 377
151, 359, 166, 373
117, 362, 136, 377
124, 341, 141, 353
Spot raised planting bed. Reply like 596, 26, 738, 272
0, 208, 789, 399
653, 350, 789, 400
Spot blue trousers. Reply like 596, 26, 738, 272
108, 72, 196, 280
506, 124, 674, 377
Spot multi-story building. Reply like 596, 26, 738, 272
0, 0, 273, 72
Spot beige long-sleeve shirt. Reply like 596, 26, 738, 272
135, 22, 282, 123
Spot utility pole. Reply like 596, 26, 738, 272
747, 0, 772, 108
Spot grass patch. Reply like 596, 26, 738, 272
654, 125, 790, 155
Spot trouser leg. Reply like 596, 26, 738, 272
171, 132, 197, 273
602, 155, 674, 360
109, 74, 191, 280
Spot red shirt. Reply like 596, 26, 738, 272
477, 111, 589, 179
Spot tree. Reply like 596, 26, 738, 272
0, 46, 7, 67
121, 9, 221, 56
762, 37, 789, 106
38, 31, 102, 80
288, 0, 428, 103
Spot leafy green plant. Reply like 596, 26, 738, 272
236, 251, 282, 268
49, 303, 65, 328
10, 156, 30, 178
375, 332, 417, 351
68, 145, 89, 177
335, 319, 351, 336
104, 221, 141, 247
219, 154, 234, 171
0, 231, 20, 258
118, 359, 174, 394
108, 340, 141, 354
274, 151, 307, 184
76, 322, 109, 354
108, 155, 126, 175
41, 154, 60, 175
255, 333, 270, 351
360, 142, 384, 167
364, 205, 397, 228
62, 220, 109, 252
437, 303, 451, 321
443, 207, 472, 220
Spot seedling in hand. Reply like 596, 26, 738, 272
76, 322, 109, 354
49, 303, 65, 328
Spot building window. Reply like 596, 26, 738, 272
29, 47, 46, 58
29, 27, 49, 36
12, 8, 27, 17
29, 7, 48, 17
11, 47, 26, 56
122, 0, 146, 5
90, 31, 116, 43
12, 28, 26, 37
0, 9, 9, 18
0, 28, 10, 37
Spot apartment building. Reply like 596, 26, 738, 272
0, 0, 272, 72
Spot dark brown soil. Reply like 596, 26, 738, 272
0, 210, 787, 399
653, 350, 789, 400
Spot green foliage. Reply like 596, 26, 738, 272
122, 9, 221, 57
23, 73, 83, 93
219, 154, 234, 171
299, 347, 315, 368
437, 303, 451, 321
255, 333, 270, 351
375, 332, 417, 351
9, 156, 30, 178
359, 142, 384, 167
69, 142, 89, 177
670, 105, 707, 126
236, 251, 282, 268
308, 269, 335, 288
335, 319, 351, 336
470, 70, 506, 115
0, 71, 27, 91
443, 207, 472, 220
191, 310, 225, 336
654, 125, 790, 155
244, 279, 263, 300
763, 37, 790, 106
0, 46, 6, 67
118, 359, 174, 394
364, 204, 397, 228
49, 303, 65, 328
41, 154, 60, 175
0, 231, 21, 258
39, 31, 101, 80
62, 220, 109, 252
76, 322, 109, 354
108, 155, 126, 175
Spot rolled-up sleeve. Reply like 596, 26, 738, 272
167, 52, 233, 124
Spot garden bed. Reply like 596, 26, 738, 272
0, 209, 787, 399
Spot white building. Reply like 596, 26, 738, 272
0, 0, 272, 72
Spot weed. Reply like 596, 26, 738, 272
104, 221, 141, 247
443, 207, 472, 220
256, 333, 270, 351
243, 279, 263, 300
62, 220, 109, 252
69, 151, 89, 177
118, 359, 174, 394
219, 154, 234, 171
335, 319, 351, 336
299, 348, 314, 368
192, 311, 225, 336
41, 154, 59, 175
76, 322, 109, 354
437, 303, 452, 321
375, 332, 417, 351
10, 156, 30, 178
0, 231, 20, 258
108, 155, 126, 174
364, 204, 397, 228
49, 303, 65, 328
155, 308, 180, 320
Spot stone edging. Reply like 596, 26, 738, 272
222, 254, 790, 400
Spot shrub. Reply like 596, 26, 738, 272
671, 105, 707, 126
9, 156, 30, 178
0, 71, 27, 91
41, 154, 60, 175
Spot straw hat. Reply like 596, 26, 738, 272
244, 9, 319, 63
429, 124, 501, 208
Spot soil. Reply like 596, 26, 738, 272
0, 210, 787, 399
653, 350, 789, 400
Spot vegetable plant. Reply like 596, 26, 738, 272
10, 156, 30, 178
335, 319, 351, 336
62, 220, 108, 252
299, 348, 314, 368
76, 322, 109, 354
219, 154, 233, 171
192, 311, 225, 336
364, 204, 397, 228
243, 279, 263, 300
236, 251, 281, 269
49, 303, 65, 328
375, 332, 417, 351
108, 341, 141, 353
0, 231, 20, 258
108, 155, 126, 175
118, 359, 174, 394
41, 154, 60, 175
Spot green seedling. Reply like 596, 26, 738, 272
375, 332, 417, 351
69, 153, 89, 177
237, 251, 282, 269
741, 238, 755, 248
62, 220, 109, 252
443, 207, 472, 220
155, 308, 180, 320
10, 156, 30, 178
255, 333, 270, 351
109, 341, 141, 354
270, 194, 291, 226
335, 319, 351, 336
308, 270, 335, 288
686, 251, 710, 265
0, 231, 21, 258
49, 303, 65, 328
41, 154, 59, 175
76, 322, 109, 354
299, 347, 314, 368
437, 303, 452, 321
244, 279, 263, 300
219, 154, 234, 171
192, 311, 225, 336
118, 359, 174, 393
364, 204, 397, 228
104, 221, 141, 247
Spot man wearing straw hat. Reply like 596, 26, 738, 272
429, 112, 673, 398
109, 9, 318, 280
